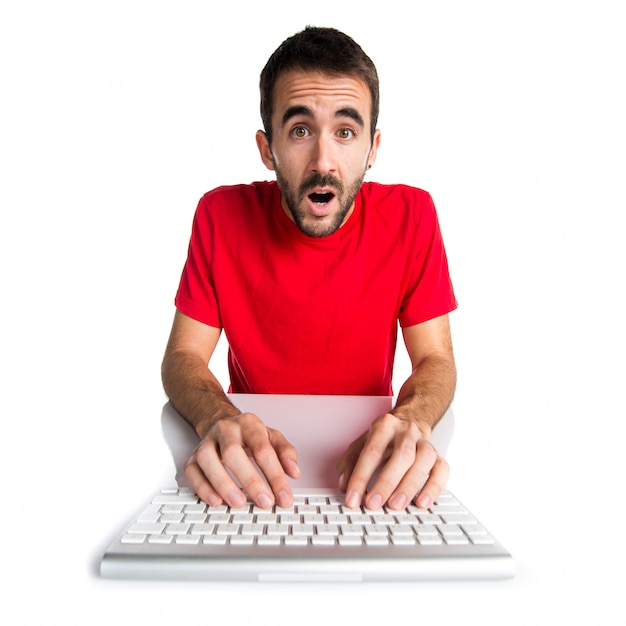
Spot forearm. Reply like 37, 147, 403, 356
161, 350, 240, 439
391, 353, 457, 435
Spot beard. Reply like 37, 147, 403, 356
274, 167, 366, 238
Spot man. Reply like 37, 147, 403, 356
162, 26, 457, 513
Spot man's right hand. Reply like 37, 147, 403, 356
184, 412, 301, 509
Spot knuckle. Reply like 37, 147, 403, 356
418, 441, 438, 465
396, 437, 418, 462
240, 474, 268, 495
219, 441, 242, 466
194, 444, 213, 468
250, 441, 275, 465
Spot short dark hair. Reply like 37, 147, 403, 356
260, 26, 380, 145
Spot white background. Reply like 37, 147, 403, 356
1, 0, 625, 623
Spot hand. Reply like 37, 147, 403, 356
337, 413, 449, 510
184, 412, 300, 509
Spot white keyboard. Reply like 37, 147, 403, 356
101, 487, 515, 581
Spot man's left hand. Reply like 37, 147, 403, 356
337, 412, 449, 510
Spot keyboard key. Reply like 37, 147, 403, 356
307, 497, 328, 505
285, 535, 308, 546
439, 524, 464, 537
176, 534, 201, 545
148, 533, 173, 544
184, 503, 207, 514
417, 535, 443, 545
418, 514, 442, 525
128, 522, 166, 535
297, 505, 319, 515
190, 523, 216, 536
216, 523, 240, 536
257, 535, 281, 546
341, 524, 364, 537
391, 536, 415, 546
365, 524, 390, 537
311, 535, 336, 546
203, 535, 228, 545
160, 513, 184, 524
364, 535, 390, 546
316, 524, 339, 536
415, 524, 439, 536
266, 524, 289, 536
443, 535, 470, 545
230, 535, 255, 546
165, 523, 191, 535
338, 535, 363, 546
152, 495, 198, 505
292, 524, 314, 537
121, 533, 146, 544
242, 524, 264, 536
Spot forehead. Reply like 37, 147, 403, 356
272, 70, 372, 120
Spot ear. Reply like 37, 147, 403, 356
256, 130, 275, 171
367, 129, 382, 169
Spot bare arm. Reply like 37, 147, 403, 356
338, 314, 456, 510
161, 310, 239, 438
161, 311, 299, 508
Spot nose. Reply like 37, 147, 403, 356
309, 134, 337, 175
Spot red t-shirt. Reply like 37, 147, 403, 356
175, 181, 456, 395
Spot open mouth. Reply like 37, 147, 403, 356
308, 192, 335, 206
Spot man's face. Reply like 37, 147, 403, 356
257, 70, 381, 238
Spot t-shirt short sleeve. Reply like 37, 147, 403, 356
397, 192, 457, 328
174, 193, 223, 328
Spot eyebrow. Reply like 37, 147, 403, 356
281, 105, 365, 129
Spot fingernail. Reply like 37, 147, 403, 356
388, 493, 407, 510
346, 491, 360, 508
289, 460, 301, 479
277, 490, 292, 508
257, 492, 274, 509
207, 493, 222, 508
367, 493, 383, 510
417, 493, 432, 510
338, 473, 347, 490
228, 491, 247, 508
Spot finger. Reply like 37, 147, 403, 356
336, 435, 366, 492
364, 425, 422, 510
193, 435, 250, 508
414, 450, 449, 510
267, 428, 300, 479
215, 418, 278, 509
243, 423, 297, 508
183, 457, 223, 507
344, 417, 396, 508
387, 441, 447, 510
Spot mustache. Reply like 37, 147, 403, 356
298, 173, 344, 197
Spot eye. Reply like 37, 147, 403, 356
337, 128, 355, 140
291, 126, 310, 138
